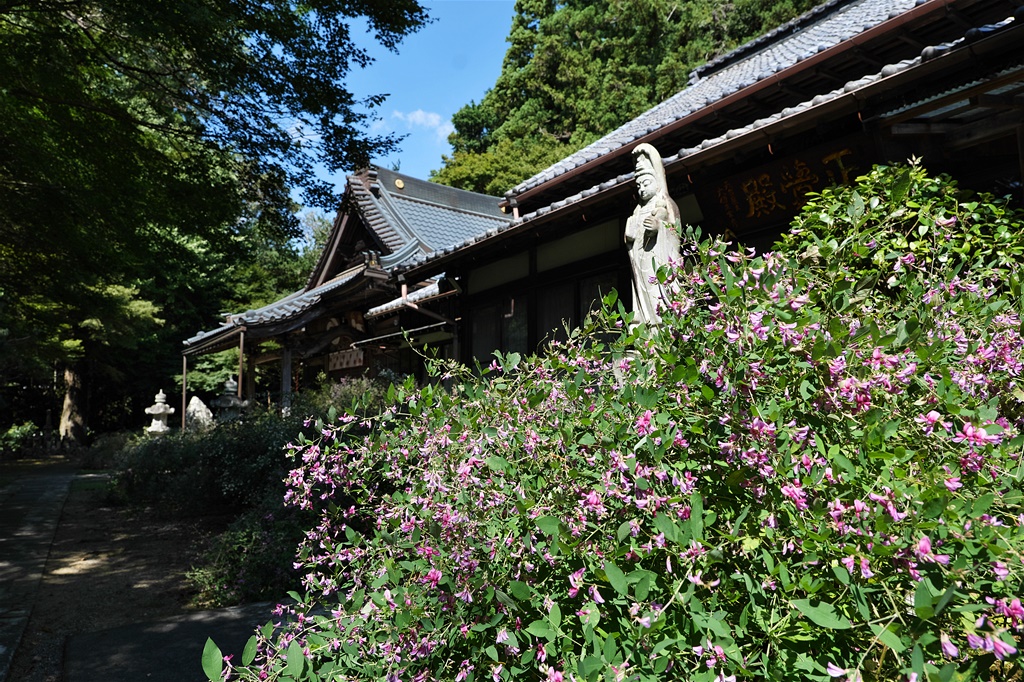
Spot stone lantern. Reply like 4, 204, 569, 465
210, 376, 248, 422
144, 389, 175, 436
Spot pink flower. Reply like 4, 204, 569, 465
992, 561, 1010, 581
568, 567, 585, 598
455, 660, 474, 682
914, 410, 945, 435
940, 631, 959, 658
944, 476, 963, 492
635, 410, 654, 437
781, 479, 809, 510
826, 662, 846, 677
914, 535, 950, 565
991, 635, 1018, 660
422, 568, 443, 588
953, 423, 1001, 447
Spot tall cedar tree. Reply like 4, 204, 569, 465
0, 1, 428, 440
432, 0, 826, 195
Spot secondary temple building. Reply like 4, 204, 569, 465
183, 0, 1024, 407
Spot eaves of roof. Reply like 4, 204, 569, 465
503, 0, 962, 206
182, 264, 367, 355
399, 14, 1022, 281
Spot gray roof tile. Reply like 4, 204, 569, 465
507, 0, 925, 198
183, 266, 364, 348
351, 168, 509, 270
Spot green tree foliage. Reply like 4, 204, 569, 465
0, 0, 428, 438
432, 0, 826, 194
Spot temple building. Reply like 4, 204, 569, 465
184, 0, 1024, 404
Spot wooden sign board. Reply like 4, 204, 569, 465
694, 141, 867, 235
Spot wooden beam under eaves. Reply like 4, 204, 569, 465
945, 109, 1024, 150
889, 122, 963, 135
971, 93, 1024, 111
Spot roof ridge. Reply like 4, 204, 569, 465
691, 0, 868, 81
350, 172, 409, 253
388, 189, 510, 222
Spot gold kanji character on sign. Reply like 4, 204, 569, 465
742, 174, 785, 218
779, 159, 819, 205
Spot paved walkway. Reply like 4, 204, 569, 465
0, 458, 76, 682
0, 460, 274, 682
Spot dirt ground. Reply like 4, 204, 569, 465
9, 471, 226, 682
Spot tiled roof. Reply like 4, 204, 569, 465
183, 265, 364, 350
351, 168, 508, 270
507, 0, 929, 199
398, 12, 1023, 276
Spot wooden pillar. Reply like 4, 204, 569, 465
181, 355, 188, 431
245, 354, 256, 403
237, 329, 245, 398
281, 347, 293, 412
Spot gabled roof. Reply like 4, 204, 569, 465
505, 0, 1011, 205
185, 169, 508, 355
307, 167, 508, 287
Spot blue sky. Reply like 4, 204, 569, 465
341, 1, 516, 187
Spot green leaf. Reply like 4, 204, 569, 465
870, 623, 906, 652
935, 584, 957, 617
892, 168, 912, 203
286, 640, 305, 679
202, 638, 224, 682
509, 580, 532, 601
604, 561, 628, 596
526, 620, 552, 638
634, 572, 652, 601
791, 599, 852, 629
653, 513, 679, 543
690, 492, 705, 541
579, 654, 603, 679
616, 521, 632, 542
242, 635, 258, 666
549, 602, 562, 631
535, 516, 561, 537
914, 581, 935, 619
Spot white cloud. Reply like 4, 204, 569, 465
392, 109, 455, 143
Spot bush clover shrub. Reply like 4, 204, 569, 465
220, 163, 1024, 682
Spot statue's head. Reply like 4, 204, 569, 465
632, 143, 666, 204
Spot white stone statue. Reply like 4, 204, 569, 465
185, 395, 214, 431
144, 389, 175, 436
624, 143, 680, 326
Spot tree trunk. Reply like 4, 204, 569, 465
59, 364, 86, 445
